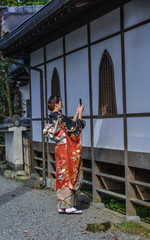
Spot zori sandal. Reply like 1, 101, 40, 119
65, 207, 82, 214
58, 208, 66, 214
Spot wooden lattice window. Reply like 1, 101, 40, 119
99, 50, 117, 115
51, 67, 61, 97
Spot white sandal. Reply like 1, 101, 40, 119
65, 207, 82, 214
58, 208, 66, 214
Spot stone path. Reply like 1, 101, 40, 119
0, 175, 148, 240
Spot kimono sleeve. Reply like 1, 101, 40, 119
57, 113, 86, 138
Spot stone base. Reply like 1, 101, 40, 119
6, 161, 23, 171
75, 191, 92, 205
123, 215, 140, 221
24, 178, 43, 188
46, 178, 56, 190
91, 202, 105, 207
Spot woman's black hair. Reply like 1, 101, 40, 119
47, 95, 60, 111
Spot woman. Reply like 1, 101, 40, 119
43, 95, 85, 214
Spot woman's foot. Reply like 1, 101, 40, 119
58, 208, 66, 214
58, 207, 82, 214
66, 207, 82, 214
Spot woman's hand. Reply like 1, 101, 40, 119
73, 105, 80, 121
78, 104, 84, 120
78, 104, 84, 113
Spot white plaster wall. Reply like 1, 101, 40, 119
31, 69, 41, 118
91, 35, 123, 115
65, 25, 88, 53
93, 118, 124, 150
20, 84, 30, 100
46, 58, 65, 114
46, 38, 63, 61
66, 48, 90, 116
124, 0, 150, 29
90, 8, 120, 43
127, 117, 150, 153
82, 119, 91, 147
125, 23, 150, 114
30, 47, 44, 66
32, 121, 42, 142
20, 84, 30, 117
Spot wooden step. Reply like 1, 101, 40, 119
83, 180, 92, 185
49, 160, 55, 164
34, 166, 48, 172
130, 198, 150, 208
130, 180, 150, 189
96, 188, 126, 200
34, 157, 48, 162
50, 171, 56, 175
82, 167, 92, 173
96, 172, 125, 183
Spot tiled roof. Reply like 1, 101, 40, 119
0, 5, 43, 35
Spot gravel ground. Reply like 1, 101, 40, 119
0, 175, 148, 240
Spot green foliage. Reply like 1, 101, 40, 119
102, 197, 150, 224
0, 0, 50, 6
137, 206, 150, 224
15, 179, 25, 183
0, 59, 23, 145
102, 197, 126, 214
114, 221, 150, 238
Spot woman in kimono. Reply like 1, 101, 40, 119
43, 95, 85, 214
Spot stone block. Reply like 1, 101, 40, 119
3, 170, 16, 179
24, 179, 43, 188
16, 170, 28, 176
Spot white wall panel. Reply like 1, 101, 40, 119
91, 36, 123, 115
125, 24, 150, 113
94, 118, 124, 150
66, 48, 90, 116
30, 47, 44, 66
31, 70, 41, 118
65, 25, 87, 53
20, 84, 30, 117
124, 0, 150, 29
46, 58, 65, 114
82, 119, 91, 147
90, 8, 120, 43
20, 84, 30, 102
46, 38, 63, 61
32, 121, 42, 142
127, 117, 150, 153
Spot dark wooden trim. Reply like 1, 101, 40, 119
32, 62, 44, 68
121, 5, 137, 217
82, 146, 92, 160
93, 114, 123, 119
128, 151, 150, 170
124, 18, 150, 33
29, 64, 34, 171
126, 113, 150, 118
31, 118, 42, 121
46, 55, 64, 65
32, 140, 150, 171
44, 45, 48, 121
63, 36, 67, 115
94, 147, 124, 165
91, 31, 121, 46
66, 44, 88, 56
29, 0, 131, 54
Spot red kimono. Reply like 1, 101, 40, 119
47, 112, 85, 209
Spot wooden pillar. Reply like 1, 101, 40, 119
120, 6, 139, 220
87, 23, 103, 204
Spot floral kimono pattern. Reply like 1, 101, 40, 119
43, 112, 86, 209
